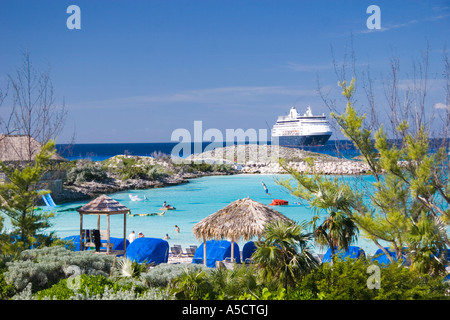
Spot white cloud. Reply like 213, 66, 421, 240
67, 85, 319, 110
286, 62, 332, 72
434, 102, 450, 110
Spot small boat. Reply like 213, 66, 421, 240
269, 199, 289, 206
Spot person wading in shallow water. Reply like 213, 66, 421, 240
174, 225, 180, 233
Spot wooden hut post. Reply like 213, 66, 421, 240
203, 237, 207, 266
230, 238, 235, 263
107, 214, 111, 254
97, 214, 100, 230
123, 212, 127, 255
79, 213, 83, 251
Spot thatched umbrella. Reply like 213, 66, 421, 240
192, 197, 292, 264
77, 194, 130, 255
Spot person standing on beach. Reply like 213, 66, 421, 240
128, 231, 136, 243
262, 182, 271, 196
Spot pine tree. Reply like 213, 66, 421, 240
0, 140, 56, 253
279, 79, 449, 276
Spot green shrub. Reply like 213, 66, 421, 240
211, 164, 233, 172
208, 265, 259, 299
66, 161, 107, 184
34, 275, 116, 300
170, 267, 214, 300
4, 246, 114, 293
34, 274, 169, 300
34, 278, 74, 300
297, 257, 375, 300
0, 272, 16, 299
372, 262, 449, 300
140, 263, 209, 288
296, 258, 449, 300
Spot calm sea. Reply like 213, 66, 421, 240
56, 140, 362, 161
47, 174, 381, 256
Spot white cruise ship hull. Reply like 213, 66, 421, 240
274, 133, 332, 147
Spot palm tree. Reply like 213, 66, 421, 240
278, 160, 360, 259
169, 267, 213, 300
312, 209, 359, 257
252, 220, 318, 290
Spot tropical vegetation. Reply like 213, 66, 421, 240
0, 73, 448, 300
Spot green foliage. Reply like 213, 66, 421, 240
111, 257, 149, 280
278, 78, 449, 276
140, 263, 208, 288
34, 278, 75, 300
298, 257, 376, 300
277, 161, 360, 257
169, 267, 214, 300
102, 155, 169, 181
4, 246, 114, 293
208, 265, 259, 300
0, 271, 16, 299
0, 140, 57, 253
175, 162, 233, 174
66, 160, 108, 184
238, 287, 288, 300
252, 220, 318, 290
297, 258, 449, 300
34, 274, 148, 300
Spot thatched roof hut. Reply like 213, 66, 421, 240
77, 194, 130, 255
0, 134, 66, 163
192, 197, 292, 264
77, 194, 130, 214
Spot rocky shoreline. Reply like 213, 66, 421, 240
185, 144, 371, 175
53, 170, 233, 204
239, 159, 371, 174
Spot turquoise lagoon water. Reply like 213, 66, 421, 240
41, 173, 383, 256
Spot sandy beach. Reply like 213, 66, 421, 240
167, 254, 194, 264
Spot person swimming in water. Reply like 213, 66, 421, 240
262, 182, 271, 196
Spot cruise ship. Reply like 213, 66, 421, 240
271, 106, 332, 147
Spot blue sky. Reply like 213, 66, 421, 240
0, 0, 449, 143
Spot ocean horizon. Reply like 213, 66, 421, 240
56, 138, 448, 162
56, 140, 363, 162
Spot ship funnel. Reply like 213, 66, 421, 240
289, 106, 298, 118
305, 106, 313, 116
